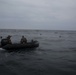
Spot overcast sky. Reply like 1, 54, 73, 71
0, 0, 76, 30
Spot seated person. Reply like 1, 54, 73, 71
1, 35, 12, 46
20, 36, 27, 44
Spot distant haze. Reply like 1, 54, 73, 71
0, 0, 76, 30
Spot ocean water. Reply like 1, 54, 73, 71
0, 29, 76, 75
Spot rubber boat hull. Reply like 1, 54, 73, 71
2, 41, 39, 50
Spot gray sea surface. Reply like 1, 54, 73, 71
0, 29, 76, 75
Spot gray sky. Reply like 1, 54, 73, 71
0, 0, 76, 30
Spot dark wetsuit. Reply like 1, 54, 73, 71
20, 38, 27, 44
1, 39, 12, 46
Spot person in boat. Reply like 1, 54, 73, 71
1, 35, 12, 46
20, 36, 27, 44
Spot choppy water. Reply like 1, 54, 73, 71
0, 29, 76, 75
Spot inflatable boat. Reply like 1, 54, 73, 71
1, 40, 39, 51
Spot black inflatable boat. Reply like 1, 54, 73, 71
1, 40, 39, 50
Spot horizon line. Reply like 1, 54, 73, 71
0, 28, 76, 31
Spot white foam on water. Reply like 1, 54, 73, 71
0, 48, 5, 51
